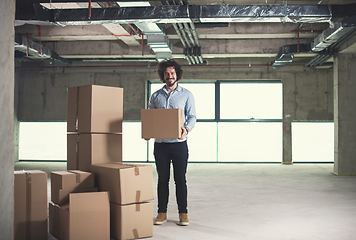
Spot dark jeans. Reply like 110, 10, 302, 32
154, 141, 189, 214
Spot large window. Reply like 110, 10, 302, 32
18, 81, 333, 163
148, 81, 283, 162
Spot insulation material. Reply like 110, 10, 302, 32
199, 4, 332, 23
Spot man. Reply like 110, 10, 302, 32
145, 59, 196, 226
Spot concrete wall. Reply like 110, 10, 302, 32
16, 63, 333, 121
15, 62, 334, 164
16, 65, 153, 121
0, 0, 15, 239
333, 53, 356, 175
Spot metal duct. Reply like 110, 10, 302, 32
271, 43, 311, 69
16, 0, 165, 2
306, 18, 356, 67
53, 5, 190, 25
14, 34, 72, 66
117, 2, 173, 62
199, 4, 332, 23
311, 22, 355, 51
15, 4, 339, 26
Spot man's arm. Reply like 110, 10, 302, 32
184, 92, 197, 132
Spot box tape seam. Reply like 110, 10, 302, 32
75, 87, 79, 132
136, 190, 141, 203
68, 170, 81, 183
26, 173, 32, 239
133, 229, 139, 239
75, 135, 80, 170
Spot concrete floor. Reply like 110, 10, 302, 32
14, 162, 356, 240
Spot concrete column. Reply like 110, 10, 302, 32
282, 119, 292, 164
0, 0, 15, 239
333, 53, 356, 175
281, 74, 295, 164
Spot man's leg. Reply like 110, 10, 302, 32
154, 142, 171, 213
171, 141, 189, 214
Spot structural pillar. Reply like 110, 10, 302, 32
333, 52, 356, 175
0, 0, 15, 239
282, 118, 292, 164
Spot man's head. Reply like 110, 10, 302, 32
156, 59, 183, 85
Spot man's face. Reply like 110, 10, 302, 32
164, 66, 177, 87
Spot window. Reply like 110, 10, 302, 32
150, 82, 215, 120
218, 122, 282, 162
220, 82, 282, 120
19, 122, 67, 161
122, 122, 147, 161
18, 81, 284, 162
292, 122, 334, 162
148, 81, 283, 162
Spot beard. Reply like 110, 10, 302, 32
164, 78, 177, 87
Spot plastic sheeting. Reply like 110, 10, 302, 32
16, 4, 338, 26
199, 4, 332, 23
53, 5, 191, 26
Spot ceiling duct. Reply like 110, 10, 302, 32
271, 43, 311, 69
306, 21, 356, 67
311, 22, 355, 52
116, 2, 173, 62
16, 4, 337, 26
14, 34, 72, 66
198, 4, 332, 23
147, 34, 172, 61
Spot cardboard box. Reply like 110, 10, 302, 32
141, 108, 184, 139
90, 163, 154, 205
110, 202, 153, 240
67, 133, 122, 171
49, 192, 110, 240
67, 85, 123, 133
14, 170, 48, 240
51, 170, 97, 206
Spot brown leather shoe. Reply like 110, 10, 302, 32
177, 213, 189, 226
154, 213, 167, 225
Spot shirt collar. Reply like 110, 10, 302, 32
162, 84, 182, 93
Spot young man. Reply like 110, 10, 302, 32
145, 59, 196, 226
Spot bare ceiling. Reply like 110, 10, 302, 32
14, 1, 356, 68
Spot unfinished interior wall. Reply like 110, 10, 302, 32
0, 0, 15, 239
333, 53, 356, 175
15, 62, 333, 163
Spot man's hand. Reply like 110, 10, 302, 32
178, 127, 188, 140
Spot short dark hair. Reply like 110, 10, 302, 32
156, 59, 183, 83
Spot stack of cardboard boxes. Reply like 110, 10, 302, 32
14, 85, 154, 240
63, 84, 154, 239
14, 84, 185, 239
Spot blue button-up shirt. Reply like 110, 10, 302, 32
148, 84, 197, 143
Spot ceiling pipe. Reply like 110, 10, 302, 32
172, 23, 192, 65
177, 23, 196, 64
14, 34, 72, 66
305, 23, 356, 67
